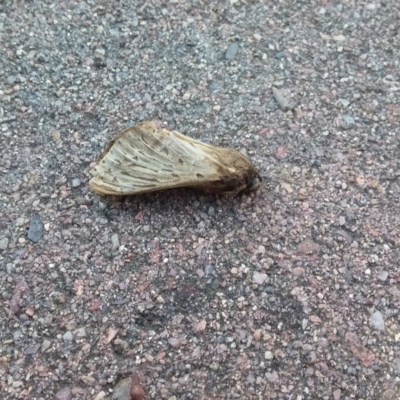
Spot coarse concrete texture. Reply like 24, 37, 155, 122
1, 1, 400, 399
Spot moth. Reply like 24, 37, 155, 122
89, 121, 261, 196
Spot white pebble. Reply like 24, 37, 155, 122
253, 272, 268, 285
265, 351, 274, 360
377, 271, 389, 281
72, 178, 81, 187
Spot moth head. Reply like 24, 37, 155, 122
244, 174, 262, 193
227, 151, 262, 194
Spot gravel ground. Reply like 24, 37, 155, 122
1, 1, 400, 399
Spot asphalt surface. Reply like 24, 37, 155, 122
1, 1, 400, 399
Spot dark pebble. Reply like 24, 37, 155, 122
28, 214, 44, 243
211, 278, 220, 290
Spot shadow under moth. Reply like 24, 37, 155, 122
89, 121, 261, 196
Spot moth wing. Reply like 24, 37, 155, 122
89, 122, 227, 195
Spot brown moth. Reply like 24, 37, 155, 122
89, 121, 261, 196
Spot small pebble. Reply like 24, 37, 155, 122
303, 351, 317, 365
52, 130, 61, 141
377, 271, 388, 281
25, 305, 35, 317
293, 267, 305, 277
253, 329, 262, 341
253, 272, 268, 285
15, 217, 26, 227
273, 80, 284, 87
225, 42, 239, 60
7, 75, 17, 85
55, 387, 72, 400
337, 98, 350, 108
72, 178, 81, 187
280, 182, 293, 193
393, 358, 400, 374
333, 34, 346, 41
209, 82, 219, 92
347, 366, 357, 375
210, 278, 220, 290
168, 338, 180, 347
94, 392, 106, 400
342, 114, 355, 125
265, 351, 274, 360
28, 214, 44, 243
74, 327, 87, 337
63, 331, 74, 341
370, 310, 385, 331
335, 229, 353, 243
41, 339, 51, 352
305, 367, 314, 376
0, 237, 9, 250
210, 363, 219, 370
333, 389, 341, 400
25, 343, 40, 355
204, 264, 213, 275
112, 377, 131, 400
196, 268, 205, 278
111, 234, 120, 252
14, 330, 22, 340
